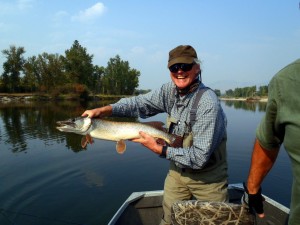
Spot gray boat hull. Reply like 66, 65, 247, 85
108, 184, 289, 225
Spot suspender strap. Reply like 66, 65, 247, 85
168, 87, 176, 113
190, 87, 208, 128
167, 87, 209, 131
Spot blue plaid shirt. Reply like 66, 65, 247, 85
111, 82, 227, 169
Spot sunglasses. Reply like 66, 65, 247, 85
169, 63, 194, 73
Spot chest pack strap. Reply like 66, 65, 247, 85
189, 87, 209, 128
167, 87, 209, 134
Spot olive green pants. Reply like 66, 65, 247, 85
160, 167, 228, 225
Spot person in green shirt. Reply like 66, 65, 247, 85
244, 59, 300, 224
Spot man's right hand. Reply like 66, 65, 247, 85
81, 105, 112, 118
242, 182, 265, 218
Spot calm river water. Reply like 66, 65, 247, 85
0, 99, 292, 225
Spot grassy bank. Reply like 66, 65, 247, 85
0, 93, 131, 101
1, 93, 268, 102
220, 97, 268, 102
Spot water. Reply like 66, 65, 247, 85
0, 100, 292, 225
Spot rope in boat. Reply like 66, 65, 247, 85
0, 208, 87, 225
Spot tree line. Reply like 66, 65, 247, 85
223, 85, 268, 98
0, 40, 140, 97
1, 40, 268, 99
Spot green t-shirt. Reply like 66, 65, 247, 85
256, 58, 300, 224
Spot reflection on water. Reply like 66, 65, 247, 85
0, 99, 292, 225
0, 100, 267, 154
223, 100, 267, 112
0, 100, 139, 153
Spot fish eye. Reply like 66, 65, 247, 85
72, 118, 76, 122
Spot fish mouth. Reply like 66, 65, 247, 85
56, 121, 76, 130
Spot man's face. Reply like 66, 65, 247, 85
169, 63, 200, 89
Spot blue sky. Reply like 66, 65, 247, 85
0, 0, 299, 92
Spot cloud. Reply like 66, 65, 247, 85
52, 10, 69, 26
54, 10, 69, 20
17, 0, 35, 11
72, 2, 107, 22
130, 46, 145, 55
0, 0, 34, 14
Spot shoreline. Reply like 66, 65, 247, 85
219, 97, 268, 102
0, 93, 125, 103
0, 93, 268, 103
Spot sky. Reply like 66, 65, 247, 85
0, 0, 299, 92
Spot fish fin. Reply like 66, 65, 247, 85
81, 136, 88, 148
81, 134, 94, 148
86, 134, 94, 144
143, 121, 166, 131
116, 140, 126, 154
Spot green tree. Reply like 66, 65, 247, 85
225, 89, 234, 97
22, 56, 39, 92
135, 89, 151, 95
1, 45, 25, 92
103, 55, 140, 95
35, 52, 65, 92
231, 86, 256, 98
22, 53, 65, 92
214, 89, 221, 97
63, 40, 94, 88
224, 85, 269, 98
1, 41, 142, 95
92, 65, 105, 94
258, 85, 268, 96
233, 88, 242, 97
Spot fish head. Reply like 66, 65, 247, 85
56, 117, 92, 134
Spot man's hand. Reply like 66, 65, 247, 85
81, 105, 112, 118
131, 131, 163, 155
242, 182, 265, 218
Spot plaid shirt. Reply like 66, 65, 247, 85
111, 82, 227, 169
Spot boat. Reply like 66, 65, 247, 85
108, 183, 289, 225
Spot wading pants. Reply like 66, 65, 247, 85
160, 165, 228, 225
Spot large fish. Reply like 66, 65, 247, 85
56, 117, 175, 154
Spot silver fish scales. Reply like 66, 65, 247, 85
56, 117, 175, 153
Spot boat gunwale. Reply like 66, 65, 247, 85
108, 190, 163, 225
108, 183, 289, 225
229, 183, 290, 214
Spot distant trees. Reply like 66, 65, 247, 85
0, 40, 140, 96
225, 86, 256, 98
101, 55, 140, 95
257, 85, 268, 96
224, 85, 268, 98
1, 41, 268, 99
1, 46, 26, 92
63, 40, 94, 87
214, 89, 221, 97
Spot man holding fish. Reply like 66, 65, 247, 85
82, 45, 228, 225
